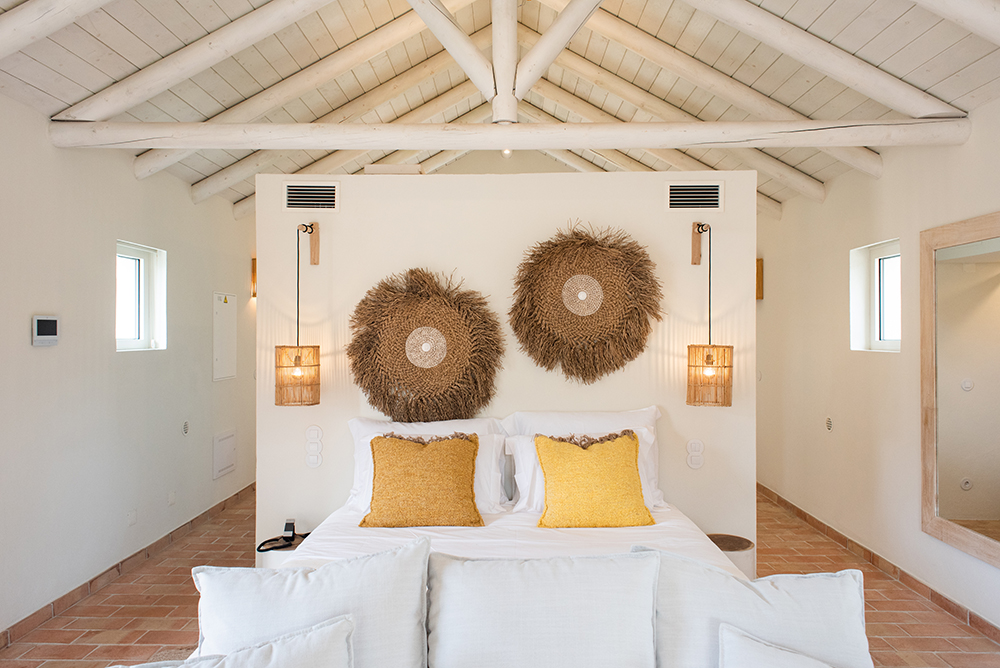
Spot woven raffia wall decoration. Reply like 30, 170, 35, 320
348, 268, 504, 422
510, 226, 663, 384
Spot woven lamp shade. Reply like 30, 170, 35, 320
275, 345, 320, 406
686, 344, 733, 407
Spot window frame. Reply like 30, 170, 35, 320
116, 240, 167, 352
849, 238, 901, 353
870, 243, 901, 351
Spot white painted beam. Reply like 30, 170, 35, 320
513, 0, 605, 99
540, 148, 606, 172
52, 0, 348, 121
133, 0, 477, 179
50, 117, 971, 150
0, 0, 111, 61
910, 0, 1000, 49
406, 0, 495, 99
683, 0, 963, 119
517, 26, 825, 201
490, 0, 517, 122
190, 29, 489, 202
534, 0, 883, 177
419, 149, 472, 173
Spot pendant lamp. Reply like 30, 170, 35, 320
687, 223, 733, 407
275, 223, 320, 406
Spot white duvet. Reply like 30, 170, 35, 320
280, 504, 746, 579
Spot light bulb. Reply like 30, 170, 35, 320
703, 367, 716, 377
292, 366, 303, 377
501, 148, 513, 159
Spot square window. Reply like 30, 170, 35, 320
116, 241, 166, 351
850, 239, 900, 352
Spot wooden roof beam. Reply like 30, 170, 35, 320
405, 0, 495, 99
534, 0, 884, 178
517, 25, 825, 202
132, 0, 478, 180
683, 0, 964, 119
540, 149, 606, 172
50, 117, 971, 150
910, 0, 1000, 49
190, 29, 490, 202
513, 0, 605, 100
490, 0, 518, 122
420, 150, 473, 173
52, 0, 353, 121
0, 0, 111, 61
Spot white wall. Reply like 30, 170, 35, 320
255, 170, 758, 554
0, 94, 257, 631
937, 262, 1000, 520
758, 95, 1000, 626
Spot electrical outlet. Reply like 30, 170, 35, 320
168, 491, 176, 506
126, 509, 137, 526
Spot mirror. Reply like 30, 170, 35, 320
921, 210, 1000, 567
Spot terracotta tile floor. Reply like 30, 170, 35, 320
3, 489, 999, 667
758, 493, 1000, 667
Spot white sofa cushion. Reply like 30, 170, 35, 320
192, 539, 429, 668
632, 548, 873, 668
109, 616, 355, 668
426, 551, 659, 668
719, 625, 836, 668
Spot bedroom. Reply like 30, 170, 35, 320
2, 0, 1000, 663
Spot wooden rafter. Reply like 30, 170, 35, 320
405, 0, 495, 99
910, 0, 1000, 49
0, 0, 112, 61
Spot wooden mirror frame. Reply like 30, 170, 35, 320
921, 210, 1000, 568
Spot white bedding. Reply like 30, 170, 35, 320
281, 504, 746, 579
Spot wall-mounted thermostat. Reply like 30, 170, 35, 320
32, 316, 59, 346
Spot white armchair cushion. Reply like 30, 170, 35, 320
719, 625, 836, 668
632, 548, 873, 668
426, 551, 659, 668
192, 539, 429, 668
109, 616, 355, 668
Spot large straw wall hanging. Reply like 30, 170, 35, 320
348, 268, 504, 422
509, 226, 663, 384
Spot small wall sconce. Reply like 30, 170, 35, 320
275, 223, 320, 406
688, 223, 734, 407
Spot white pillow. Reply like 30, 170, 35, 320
506, 426, 665, 512
346, 417, 507, 514
426, 551, 659, 668
109, 616, 355, 668
632, 548, 873, 668
193, 539, 429, 668
720, 625, 836, 668
501, 407, 664, 509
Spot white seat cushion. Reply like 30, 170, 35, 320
193, 539, 429, 668
719, 625, 836, 668
427, 551, 659, 668
633, 547, 873, 668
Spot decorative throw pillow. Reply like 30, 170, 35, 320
631, 548, 873, 668
719, 625, 837, 668
535, 431, 654, 528
193, 539, 429, 668
361, 433, 484, 527
110, 616, 355, 668
427, 551, 659, 668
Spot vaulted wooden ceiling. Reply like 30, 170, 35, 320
2, 0, 997, 219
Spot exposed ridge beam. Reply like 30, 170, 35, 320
910, 0, 1000, 49
0, 0, 111, 61
520, 100, 781, 218
406, 0, 494, 98
513, 0, 605, 99
490, 0, 517, 122
518, 25, 825, 202
51, 117, 971, 150
540, 148, 606, 172
52, 0, 346, 121
682, 0, 962, 119
191, 28, 490, 202
535, 0, 883, 177
133, 0, 477, 179
229, 91, 488, 217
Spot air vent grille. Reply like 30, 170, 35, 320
669, 183, 722, 209
285, 183, 338, 210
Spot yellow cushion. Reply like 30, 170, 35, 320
535, 432, 654, 528
361, 434, 484, 527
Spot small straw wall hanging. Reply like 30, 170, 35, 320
509, 226, 663, 384
687, 223, 734, 407
347, 268, 504, 422
275, 223, 320, 406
